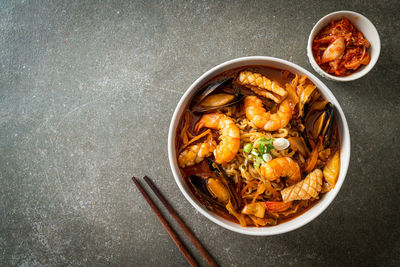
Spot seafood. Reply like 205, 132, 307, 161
206, 177, 230, 203
191, 78, 244, 112
191, 176, 230, 204
281, 169, 323, 202
323, 150, 340, 191
191, 78, 233, 107
178, 140, 216, 168
306, 102, 334, 149
189, 160, 240, 211
208, 159, 240, 209
189, 175, 227, 210
244, 95, 293, 131
237, 71, 287, 103
195, 113, 240, 164
260, 157, 301, 185
195, 93, 244, 113
200, 93, 235, 108
298, 83, 317, 118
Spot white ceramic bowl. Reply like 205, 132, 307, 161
168, 56, 351, 235
307, 10, 380, 81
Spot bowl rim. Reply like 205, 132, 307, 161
307, 10, 381, 81
168, 56, 351, 236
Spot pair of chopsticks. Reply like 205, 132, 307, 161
131, 176, 217, 267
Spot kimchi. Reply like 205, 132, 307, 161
312, 17, 371, 76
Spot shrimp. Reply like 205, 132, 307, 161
237, 71, 287, 103
178, 140, 216, 168
281, 169, 323, 202
244, 95, 293, 131
194, 113, 240, 165
260, 157, 301, 185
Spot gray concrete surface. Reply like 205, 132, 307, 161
1, 0, 399, 266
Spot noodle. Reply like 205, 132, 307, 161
272, 128, 288, 138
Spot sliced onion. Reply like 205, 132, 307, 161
273, 138, 290, 150
262, 153, 272, 162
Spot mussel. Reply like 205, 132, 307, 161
298, 84, 317, 118
305, 102, 334, 149
207, 159, 240, 209
189, 175, 229, 210
189, 159, 240, 211
190, 78, 244, 113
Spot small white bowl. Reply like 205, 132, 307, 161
168, 56, 351, 236
307, 10, 381, 81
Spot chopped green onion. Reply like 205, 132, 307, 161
251, 149, 259, 156
254, 137, 274, 148
253, 137, 266, 147
253, 157, 263, 168
254, 137, 275, 155
243, 143, 253, 153
259, 144, 266, 154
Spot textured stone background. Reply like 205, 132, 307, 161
1, 0, 399, 266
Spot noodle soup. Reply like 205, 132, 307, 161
176, 66, 340, 227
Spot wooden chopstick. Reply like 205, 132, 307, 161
131, 177, 199, 267
144, 176, 218, 267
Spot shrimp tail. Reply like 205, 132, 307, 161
194, 113, 219, 133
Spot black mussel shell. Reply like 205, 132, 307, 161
304, 102, 334, 149
190, 78, 234, 108
192, 93, 245, 113
298, 85, 317, 118
207, 159, 240, 209
188, 175, 225, 210
301, 130, 313, 152
321, 102, 333, 148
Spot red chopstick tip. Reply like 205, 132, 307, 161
132, 176, 140, 186
130, 175, 199, 267
142, 176, 217, 267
